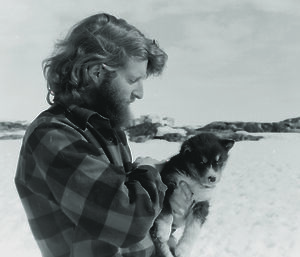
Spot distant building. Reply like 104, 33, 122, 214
162, 117, 175, 127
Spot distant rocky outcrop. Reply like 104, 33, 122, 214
0, 121, 28, 131
126, 116, 300, 143
125, 122, 161, 143
1, 116, 300, 142
0, 121, 28, 140
197, 118, 300, 133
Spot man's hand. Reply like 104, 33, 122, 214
133, 157, 159, 168
133, 157, 166, 173
178, 181, 193, 202
169, 181, 194, 218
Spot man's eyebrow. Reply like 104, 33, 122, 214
139, 73, 147, 79
130, 74, 147, 80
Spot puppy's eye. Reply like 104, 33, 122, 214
200, 157, 208, 165
212, 160, 219, 165
214, 155, 221, 165
213, 160, 222, 167
199, 160, 207, 165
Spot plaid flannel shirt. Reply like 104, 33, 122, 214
15, 104, 167, 257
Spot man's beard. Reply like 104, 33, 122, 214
83, 78, 133, 128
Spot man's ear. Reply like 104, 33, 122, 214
88, 64, 103, 84
88, 63, 116, 84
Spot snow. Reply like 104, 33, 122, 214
1, 133, 300, 257
0, 140, 40, 257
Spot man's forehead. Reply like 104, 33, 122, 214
124, 58, 148, 77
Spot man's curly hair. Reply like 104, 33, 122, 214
43, 13, 168, 106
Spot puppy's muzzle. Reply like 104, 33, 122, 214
200, 168, 221, 188
208, 176, 216, 183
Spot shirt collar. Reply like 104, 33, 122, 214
63, 104, 113, 130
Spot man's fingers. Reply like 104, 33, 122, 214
179, 181, 193, 201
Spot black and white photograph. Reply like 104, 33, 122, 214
0, 1, 299, 257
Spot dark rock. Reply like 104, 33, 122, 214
126, 122, 161, 142
154, 133, 187, 142
0, 134, 24, 140
0, 121, 28, 131
197, 117, 300, 134
195, 131, 263, 142
0, 121, 28, 140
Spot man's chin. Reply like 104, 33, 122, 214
110, 106, 134, 129
121, 106, 134, 128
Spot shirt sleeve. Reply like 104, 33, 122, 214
22, 122, 167, 247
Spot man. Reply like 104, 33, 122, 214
15, 13, 193, 257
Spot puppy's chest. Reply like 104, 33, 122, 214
172, 174, 216, 202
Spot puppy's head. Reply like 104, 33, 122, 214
179, 133, 234, 188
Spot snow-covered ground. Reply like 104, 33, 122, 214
1, 133, 300, 257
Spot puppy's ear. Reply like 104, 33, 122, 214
220, 139, 235, 151
180, 140, 192, 155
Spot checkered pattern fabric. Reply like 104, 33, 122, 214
15, 104, 167, 257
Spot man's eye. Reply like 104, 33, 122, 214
129, 79, 137, 84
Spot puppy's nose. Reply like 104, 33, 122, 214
208, 176, 216, 183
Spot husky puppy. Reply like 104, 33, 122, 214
151, 133, 234, 257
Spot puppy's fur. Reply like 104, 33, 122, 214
151, 133, 234, 257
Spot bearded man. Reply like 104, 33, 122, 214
15, 13, 193, 257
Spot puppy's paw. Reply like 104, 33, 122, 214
155, 241, 175, 257
175, 245, 189, 257
175, 215, 202, 257
193, 201, 209, 224
155, 216, 173, 242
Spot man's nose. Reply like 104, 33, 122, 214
133, 81, 144, 99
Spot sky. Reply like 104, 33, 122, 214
1, 0, 300, 126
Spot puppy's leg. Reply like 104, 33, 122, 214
175, 213, 200, 257
168, 233, 177, 254
175, 201, 209, 257
152, 213, 174, 257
